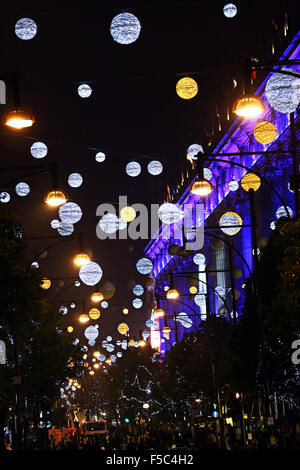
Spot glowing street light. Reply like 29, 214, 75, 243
73, 252, 91, 267
3, 107, 35, 129
44, 189, 68, 208
232, 95, 265, 119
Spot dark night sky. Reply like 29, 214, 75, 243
0, 0, 299, 342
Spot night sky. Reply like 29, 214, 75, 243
0, 0, 298, 342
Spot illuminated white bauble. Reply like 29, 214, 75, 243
147, 160, 163, 176
95, 152, 106, 162
106, 336, 112, 341
194, 294, 206, 308
270, 221, 276, 230
146, 320, 154, 328
98, 213, 121, 234
158, 203, 184, 224
100, 354, 106, 361
133, 284, 144, 296
0, 192, 10, 203
59, 202, 82, 224
276, 205, 293, 219
126, 161, 141, 177
142, 330, 150, 341
70, 303, 76, 309
265, 68, 300, 114
219, 212, 242, 236
57, 222, 74, 236
75, 280, 80, 287
30, 141, 47, 159
101, 301, 108, 308
15, 182, 30, 197
31, 261, 39, 269
84, 325, 99, 341
215, 286, 226, 297
50, 219, 60, 229
187, 143, 203, 160
68, 173, 83, 188
164, 285, 170, 291
132, 298, 143, 309
15, 18, 37, 40
228, 180, 239, 191
110, 12, 141, 45
117, 352, 123, 358
193, 253, 206, 265
78, 83, 92, 98
79, 261, 103, 286
223, 3, 237, 18
203, 168, 212, 180
59, 306, 68, 315
110, 355, 117, 362
106, 344, 114, 353
136, 258, 153, 275
121, 340, 128, 350
102, 340, 108, 347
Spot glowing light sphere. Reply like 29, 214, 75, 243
136, 258, 153, 275
123, 308, 129, 314
265, 68, 300, 114
241, 173, 261, 192
121, 340, 128, 350
142, 330, 150, 341
30, 141, 48, 159
57, 222, 74, 237
223, 3, 237, 18
0, 192, 10, 203
67, 326, 74, 333
189, 286, 197, 294
219, 212, 243, 236
133, 284, 144, 296
101, 301, 108, 308
120, 206, 136, 222
84, 325, 99, 342
118, 323, 129, 335
158, 203, 184, 224
126, 161, 141, 177
15, 182, 30, 197
89, 308, 101, 320
117, 352, 123, 358
146, 320, 154, 328
132, 298, 143, 309
70, 303, 76, 309
50, 219, 60, 229
193, 253, 206, 265
79, 261, 103, 286
15, 18, 37, 40
177, 312, 193, 328
95, 152, 106, 162
176, 77, 198, 100
110, 12, 141, 45
215, 285, 226, 297
75, 280, 80, 287
59, 306, 68, 315
78, 83, 92, 98
41, 278, 51, 290
228, 180, 239, 191
276, 205, 293, 219
59, 202, 82, 224
68, 173, 83, 188
79, 314, 90, 324
253, 120, 277, 144
204, 168, 213, 180
187, 143, 203, 160
194, 294, 206, 308
147, 160, 163, 176
106, 344, 114, 353
31, 261, 39, 269
98, 213, 121, 234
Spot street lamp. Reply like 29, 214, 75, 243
189, 152, 214, 196
232, 95, 265, 119
166, 271, 179, 300
0, 73, 35, 130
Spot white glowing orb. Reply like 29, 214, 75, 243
187, 143, 203, 160
223, 3, 237, 18
101, 301, 108, 308
133, 298, 143, 309
15, 18, 37, 40
68, 173, 83, 188
59, 202, 82, 224
276, 205, 293, 219
95, 152, 106, 162
57, 222, 74, 236
177, 312, 193, 328
117, 352, 123, 358
126, 161, 141, 177
106, 344, 114, 353
121, 340, 128, 350
84, 325, 99, 341
0, 192, 10, 203
79, 261, 103, 286
102, 340, 108, 347
59, 306, 68, 315
228, 180, 239, 191
146, 320, 154, 328
100, 354, 106, 362
194, 294, 206, 308
193, 253, 206, 265
270, 221, 276, 230
215, 286, 226, 297
158, 203, 184, 224
110, 12, 141, 45
106, 336, 112, 341
15, 182, 30, 197
265, 68, 300, 114
204, 168, 212, 180
50, 219, 60, 229
142, 330, 150, 341
98, 213, 121, 234
136, 258, 153, 275
70, 303, 76, 309
147, 160, 163, 176
30, 141, 48, 159
75, 280, 80, 287
78, 83, 92, 98
219, 212, 242, 236
31, 261, 39, 269
133, 284, 144, 296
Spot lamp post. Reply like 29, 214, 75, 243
0, 72, 35, 129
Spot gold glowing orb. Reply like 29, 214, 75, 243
67, 326, 74, 333
189, 286, 198, 294
241, 173, 261, 192
129, 339, 135, 347
120, 206, 136, 222
89, 308, 101, 320
118, 323, 129, 335
41, 278, 51, 290
253, 120, 277, 144
79, 314, 90, 324
123, 308, 129, 314
176, 77, 198, 100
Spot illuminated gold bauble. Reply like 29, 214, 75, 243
120, 206, 136, 222
89, 370, 95, 375
93, 350, 100, 358
73, 253, 91, 267
153, 307, 165, 318
219, 212, 243, 236
232, 95, 265, 118
3, 107, 35, 129
189, 178, 214, 196
176, 77, 198, 100
79, 314, 90, 323
118, 323, 129, 335
91, 292, 104, 302
105, 358, 112, 364
129, 339, 135, 347
189, 286, 198, 294
123, 308, 129, 314
241, 173, 261, 192
93, 363, 100, 369
166, 288, 179, 300
89, 308, 101, 320
41, 278, 51, 290
253, 120, 277, 144
44, 189, 68, 207
67, 326, 74, 333
138, 340, 146, 347
84, 362, 89, 367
